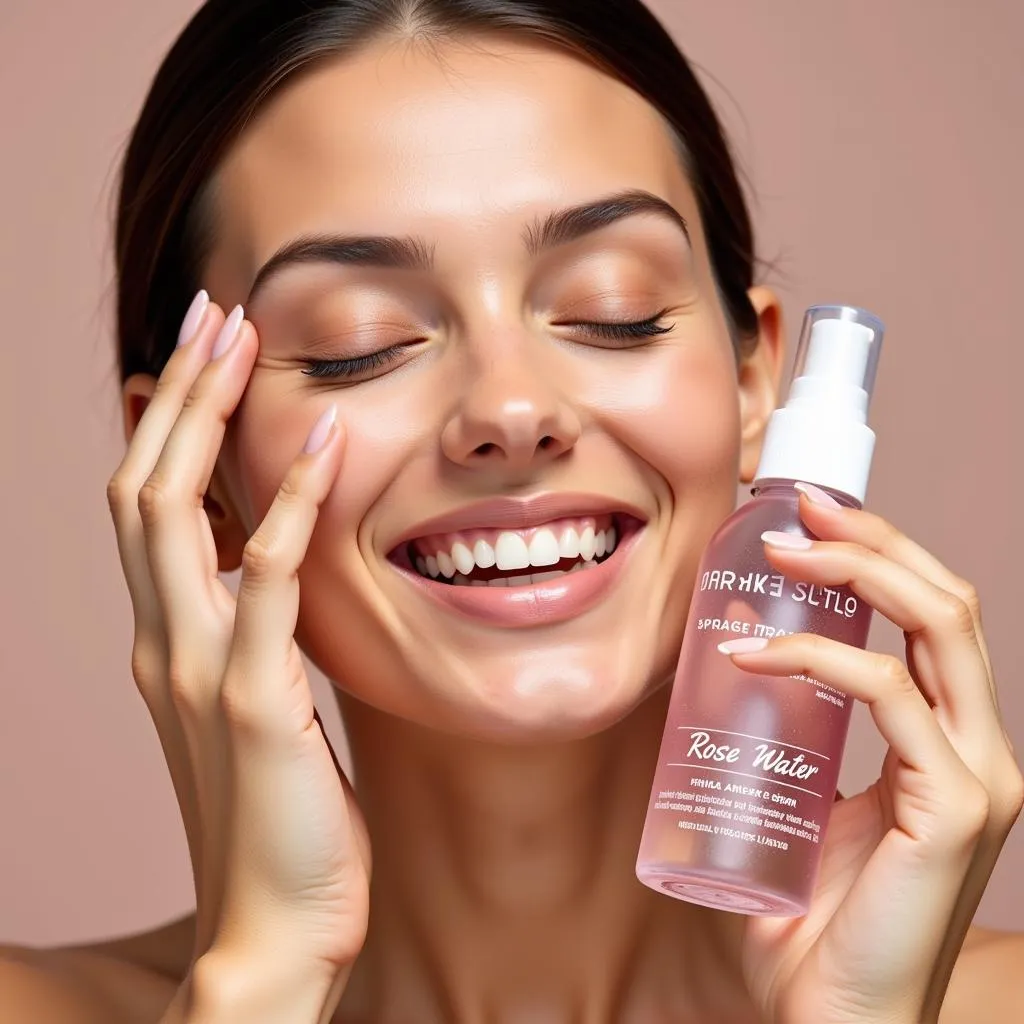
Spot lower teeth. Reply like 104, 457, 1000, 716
433, 559, 599, 587
458, 562, 587, 587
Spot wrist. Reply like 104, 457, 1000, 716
187, 945, 350, 1024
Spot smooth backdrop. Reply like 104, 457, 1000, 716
2, 0, 1022, 943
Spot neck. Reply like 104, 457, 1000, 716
333, 684, 753, 1023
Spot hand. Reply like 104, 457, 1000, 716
106, 294, 370, 1016
721, 483, 1023, 1024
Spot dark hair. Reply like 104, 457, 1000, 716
115, 0, 760, 383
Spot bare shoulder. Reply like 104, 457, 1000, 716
0, 912, 194, 1023
940, 925, 1024, 1022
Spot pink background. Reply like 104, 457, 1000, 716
2, 0, 1021, 943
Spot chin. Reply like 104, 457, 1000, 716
411, 643, 673, 744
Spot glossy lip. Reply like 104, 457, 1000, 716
388, 518, 644, 628
385, 492, 650, 552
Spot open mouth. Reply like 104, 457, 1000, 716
392, 513, 643, 587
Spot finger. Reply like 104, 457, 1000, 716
107, 293, 225, 638
140, 305, 254, 644
719, 633, 989, 851
229, 404, 343, 707
106, 291, 226, 935
138, 309, 260, 953
794, 483, 995, 695
215, 407, 368, 953
760, 531, 999, 739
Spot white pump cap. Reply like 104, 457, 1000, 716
754, 305, 885, 503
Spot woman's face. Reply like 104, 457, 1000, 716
192, 35, 780, 741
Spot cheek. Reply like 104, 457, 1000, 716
231, 386, 309, 529
231, 374, 431, 534
584, 343, 742, 497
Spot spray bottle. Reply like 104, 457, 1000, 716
636, 304, 885, 915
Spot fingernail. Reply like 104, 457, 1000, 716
211, 304, 244, 359
718, 637, 769, 655
303, 403, 337, 454
794, 481, 842, 509
761, 530, 814, 550
176, 289, 209, 347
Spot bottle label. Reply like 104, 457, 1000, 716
641, 553, 870, 881
653, 725, 830, 853
699, 567, 860, 631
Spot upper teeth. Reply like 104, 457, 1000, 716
414, 524, 617, 579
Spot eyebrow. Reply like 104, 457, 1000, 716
245, 189, 689, 305
523, 189, 690, 255
247, 235, 435, 304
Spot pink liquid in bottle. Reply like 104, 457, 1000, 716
636, 480, 870, 914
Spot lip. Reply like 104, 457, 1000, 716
388, 520, 644, 628
385, 492, 650, 552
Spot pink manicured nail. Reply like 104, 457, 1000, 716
794, 481, 842, 509
761, 530, 813, 550
303, 403, 337, 454
211, 304, 244, 359
176, 289, 209, 347
718, 637, 769, 655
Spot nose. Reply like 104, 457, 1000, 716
440, 352, 581, 473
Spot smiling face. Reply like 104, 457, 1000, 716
171, 34, 781, 740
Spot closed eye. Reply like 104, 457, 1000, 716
301, 343, 411, 380
563, 311, 673, 342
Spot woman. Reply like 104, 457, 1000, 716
3, 0, 1022, 1020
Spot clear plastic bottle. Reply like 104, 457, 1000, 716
636, 305, 885, 916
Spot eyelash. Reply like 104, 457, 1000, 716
300, 313, 673, 380
301, 346, 406, 379
572, 312, 673, 340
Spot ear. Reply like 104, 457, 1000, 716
122, 373, 249, 572
737, 286, 786, 484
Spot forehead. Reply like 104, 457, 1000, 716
208, 35, 695, 288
